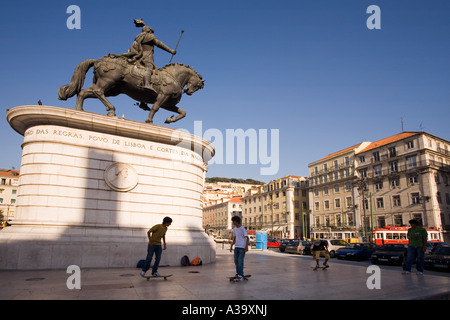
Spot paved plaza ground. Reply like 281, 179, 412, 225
1, 248, 449, 300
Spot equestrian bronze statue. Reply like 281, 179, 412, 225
58, 19, 204, 124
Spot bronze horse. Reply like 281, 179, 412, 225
58, 56, 204, 124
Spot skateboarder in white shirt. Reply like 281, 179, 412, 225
229, 216, 249, 281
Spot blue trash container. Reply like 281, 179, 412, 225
256, 231, 268, 250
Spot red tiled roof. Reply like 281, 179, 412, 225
228, 197, 242, 203
0, 169, 20, 177
280, 175, 304, 180
357, 132, 420, 154
321, 143, 364, 160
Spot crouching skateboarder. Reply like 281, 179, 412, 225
311, 240, 330, 270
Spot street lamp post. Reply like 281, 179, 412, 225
357, 177, 368, 242
267, 197, 274, 238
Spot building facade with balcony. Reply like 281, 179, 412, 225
308, 131, 450, 243
308, 142, 371, 241
241, 176, 309, 239
354, 131, 450, 242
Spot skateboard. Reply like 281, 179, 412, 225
311, 266, 328, 271
227, 275, 251, 283
144, 274, 173, 281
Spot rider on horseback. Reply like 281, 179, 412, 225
58, 18, 203, 124
120, 19, 176, 95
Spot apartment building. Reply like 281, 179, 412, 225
0, 169, 20, 222
202, 197, 242, 235
308, 143, 370, 241
241, 176, 309, 239
308, 131, 450, 243
355, 132, 450, 242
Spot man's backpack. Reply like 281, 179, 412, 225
181, 255, 190, 266
190, 257, 202, 266
136, 259, 145, 268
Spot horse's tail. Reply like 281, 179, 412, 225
58, 59, 96, 100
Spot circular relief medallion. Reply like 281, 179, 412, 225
104, 162, 139, 192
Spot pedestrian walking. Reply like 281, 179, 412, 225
140, 216, 172, 278
403, 219, 428, 275
229, 216, 249, 281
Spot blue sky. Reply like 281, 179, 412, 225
0, 0, 449, 182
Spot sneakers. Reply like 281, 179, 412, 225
140, 271, 160, 277
402, 271, 424, 275
323, 263, 330, 268
235, 275, 243, 281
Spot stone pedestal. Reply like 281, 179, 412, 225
0, 106, 215, 270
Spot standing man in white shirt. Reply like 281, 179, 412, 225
229, 215, 249, 281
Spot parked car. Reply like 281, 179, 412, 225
426, 241, 448, 254
424, 244, 450, 272
371, 243, 407, 266
336, 242, 378, 261
267, 238, 281, 248
314, 239, 349, 258
401, 242, 447, 265
285, 240, 312, 255
214, 236, 231, 243
301, 241, 312, 255
279, 239, 294, 252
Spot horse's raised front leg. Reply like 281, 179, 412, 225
163, 105, 187, 124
